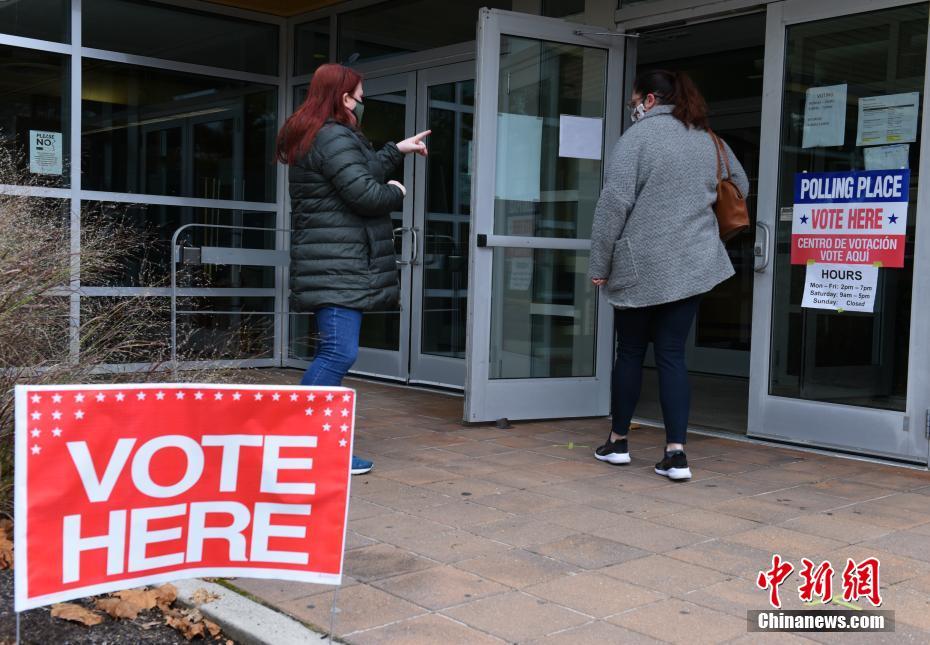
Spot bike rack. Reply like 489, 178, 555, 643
170, 223, 290, 377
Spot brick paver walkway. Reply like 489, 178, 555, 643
232, 374, 930, 644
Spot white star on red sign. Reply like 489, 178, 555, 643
339, 439, 347, 448
254, 393, 264, 401
74, 394, 85, 403
176, 391, 186, 400
30, 395, 40, 404
326, 393, 334, 402
30, 412, 41, 421
324, 409, 332, 417
115, 393, 125, 402
272, 393, 281, 401
95, 393, 105, 402
31, 445, 41, 455
156, 391, 165, 400
305, 407, 314, 416
322, 423, 331, 432
307, 394, 316, 402
194, 392, 204, 400
340, 424, 348, 433
214, 392, 224, 401
233, 392, 241, 401
74, 410, 84, 420
52, 428, 62, 437
52, 411, 62, 420
136, 392, 146, 401
30, 429, 40, 438
341, 409, 349, 417
290, 393, 298, 402
52, 394, 62, 404
342, 394, 351, 402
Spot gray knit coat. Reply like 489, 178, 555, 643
588, 105, 749, 309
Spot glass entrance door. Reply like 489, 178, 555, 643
464, 10, 624, 422
749, 0, 930, 463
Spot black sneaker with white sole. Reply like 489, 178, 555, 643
594, 437, 631, 465
655, 450, 692, 480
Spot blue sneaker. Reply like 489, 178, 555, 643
351, 455, 373, 475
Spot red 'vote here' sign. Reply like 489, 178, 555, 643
14, 384, 354, 611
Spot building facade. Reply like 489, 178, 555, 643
2, 0, 929, 465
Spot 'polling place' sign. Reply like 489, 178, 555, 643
14, 384, 354, 611
792, 169, 909, 267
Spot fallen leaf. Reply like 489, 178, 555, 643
204, 619, 221, 637
140, 620, 162, 630
94, 597, 141, 620
51, 603, 104, 626
191, 587, 220, 605
166, 612, 205, 640
0, 534, 12, 570
114, 587, 160, 610
154, 583, 178, 611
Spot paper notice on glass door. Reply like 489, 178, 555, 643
802, 263, 878, 313
864, 144, 909, 170
802, 84, 847, 148
558, 115, 603, 160
495, 113, 543, 202
856, 92, 920, 146
29, 130, 62, 175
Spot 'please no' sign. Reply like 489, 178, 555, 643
14, 384, 354, 611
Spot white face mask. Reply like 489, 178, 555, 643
630, 102, 647, 123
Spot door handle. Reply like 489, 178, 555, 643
754, 221, 770, 273
410, 227, 419, 266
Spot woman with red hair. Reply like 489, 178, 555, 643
279, 64, 429, 475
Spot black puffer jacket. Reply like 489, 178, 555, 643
289, 121, 405, 312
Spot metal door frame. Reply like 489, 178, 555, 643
464, 8, 625, 423
409, 61, 475, 388
747, 0, 930, 464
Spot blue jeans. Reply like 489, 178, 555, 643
301, 306, 363, 387
611, 295, 702, 445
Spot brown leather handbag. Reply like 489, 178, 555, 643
710, 131, 750, 241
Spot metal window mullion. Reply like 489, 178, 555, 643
0, 33, 72, 54
275, 16, 290, 367
70, 0, 82, 365
147, 0, 286, 25
78, 190, 278, 212
79, 47, 280, 86
0, 184, 72, 198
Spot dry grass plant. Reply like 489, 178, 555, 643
0, 143, 270, 515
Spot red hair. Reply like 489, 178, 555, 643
277, 63, 363, 165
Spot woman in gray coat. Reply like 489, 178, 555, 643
589, 70, 749, 480
277, 64, 429, 475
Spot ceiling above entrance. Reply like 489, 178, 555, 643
202, 0, 344, 16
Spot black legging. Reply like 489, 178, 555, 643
611, 294, 702, 445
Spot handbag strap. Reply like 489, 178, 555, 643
709, 130, 731, 181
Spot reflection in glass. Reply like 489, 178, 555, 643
0, 0, 69, 43
422, 80, 473, 359
81, 202, 275, 288
294, 19, 331, 76
0, 46, 70, 187
769, 5, 927, 411
490, 249, 596, 378
82, 60, 277, 202
337, 0, 510, 64
83, 0, 278, 75
494, 36, 607, 240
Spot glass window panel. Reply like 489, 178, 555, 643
490, 248, 596, 378
337, 0, 511, 65
179, 311, 274, 360
0, 0, 69, 43
294, 18, 331, 76
289, 313, 315, 361
542, 0, 584, 18
293, 83, 309, 112
422, 80, 473, 359
0, 46, 70, 187
83, 0, 278, 76
81, 202, 276, 288
769, 5, 928, 411
82, 60, 277, 202
494, 36, 607, 239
